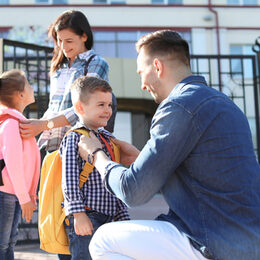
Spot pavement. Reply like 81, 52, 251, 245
14, 244, 56, 260
14, 194, 168, 259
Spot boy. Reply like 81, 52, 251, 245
59, 76, 130, 260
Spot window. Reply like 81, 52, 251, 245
111, 0, 125, 3
114, 112, 132, 144
227, 0, 257, 5
93, 30, 190, 59
151, 0, 182, 4
0, 0, 9, 4
35, 0, 67, 4
230, 44, 255, 78
93, 0, 125, 3
93, 0, 106, 3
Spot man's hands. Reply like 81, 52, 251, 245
78, 132, 102, 161
78, 132, 140, 165
73, 212, 93, 236
112, 139, 140, 165
19, 119, 47, 138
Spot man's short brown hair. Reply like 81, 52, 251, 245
136, 30, 190, 66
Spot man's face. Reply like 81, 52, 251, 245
137, 49, 162, 104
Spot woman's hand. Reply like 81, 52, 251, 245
19, 119, 47, 138
78, 132, 102, 161
112, 139, 140, 165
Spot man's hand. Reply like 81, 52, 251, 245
78, 132, 102, 161
112, 139, 140, 165
73, 212, 93, 236
19, 119, 47, 138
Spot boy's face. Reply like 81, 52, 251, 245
75, 90, 113, 131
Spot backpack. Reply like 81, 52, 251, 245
38, 128, 120, 255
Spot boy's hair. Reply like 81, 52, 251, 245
49, 10, 93, 75
0, 69, 26, 108
71, 76, 112, 104
136, 30, 190, 66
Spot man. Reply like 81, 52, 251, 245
78, 30, 260, 260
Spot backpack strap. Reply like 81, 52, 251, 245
99, 134, 115, 161
110, 140, 120, 163
83, 54, 96, 76
64, 127, 120, 188
65, 128, 95, 188
0, 159, 5, 186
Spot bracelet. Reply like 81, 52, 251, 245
88, 148, 104, 164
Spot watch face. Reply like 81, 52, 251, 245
47, 120, 54, 129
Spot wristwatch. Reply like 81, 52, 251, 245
47, 120, 54, 130
88, 148, 104, 164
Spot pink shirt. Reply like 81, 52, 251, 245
0, 108, 40, 205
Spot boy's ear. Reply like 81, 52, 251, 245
74, 100, 84, 115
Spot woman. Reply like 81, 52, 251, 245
20, 10, 117, 153
20, 10, 116, 260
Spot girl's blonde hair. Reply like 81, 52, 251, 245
0, 69, 26, 108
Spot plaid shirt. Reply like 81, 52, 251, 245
38, 50, 109, 152
59, 123, 130, 221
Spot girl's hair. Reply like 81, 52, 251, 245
48, 10, 94, 75
0, 69, 26, 108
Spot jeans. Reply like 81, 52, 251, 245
0, 191, 21, 260
65, 210, 112, 260
58, 253, 71, 260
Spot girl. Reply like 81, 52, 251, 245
20, 10, 117, 153
0, 69, 40, 260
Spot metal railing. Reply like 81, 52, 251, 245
0, 38, 53, 119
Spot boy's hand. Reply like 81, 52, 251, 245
73, 212, 93, 236
21, 201, 35, 223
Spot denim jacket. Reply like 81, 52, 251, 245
104, 75, 260, 260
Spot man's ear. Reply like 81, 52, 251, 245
74, 100, 84, 115
153, 58, 163, 78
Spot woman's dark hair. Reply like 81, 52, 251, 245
49, 10, 94, 75
0, 69, 26, 108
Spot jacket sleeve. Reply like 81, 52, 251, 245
103, 101, 200, 207
29, 142, 40, 199
2, 119, 31, 204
